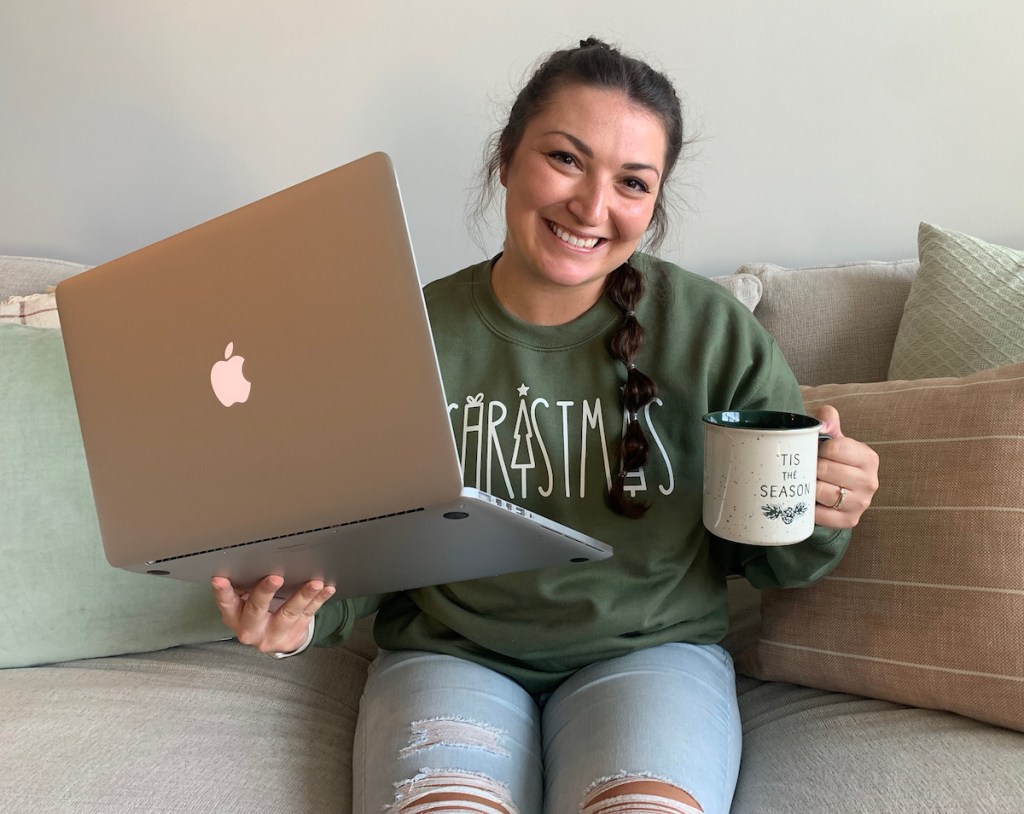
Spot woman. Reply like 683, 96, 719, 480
212, 38, 879, 814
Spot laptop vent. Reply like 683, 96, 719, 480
146, 506, 426, 564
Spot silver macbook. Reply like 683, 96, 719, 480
56, 152, 612, 598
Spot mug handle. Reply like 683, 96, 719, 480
818, 433, 832, 442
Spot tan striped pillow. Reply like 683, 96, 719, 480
735, 362, 1024, 732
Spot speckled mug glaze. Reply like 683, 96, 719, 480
702, 411, 826, 546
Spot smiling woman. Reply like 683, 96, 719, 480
212, 36, 882, 814
490, 85, 667, 323
488, 84, 669, 517
483, 38, 687, 522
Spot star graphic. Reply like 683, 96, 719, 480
517, 383, 530, 398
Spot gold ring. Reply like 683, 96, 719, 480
831, 487, 849, 510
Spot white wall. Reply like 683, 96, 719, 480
3, 0, 1022, 281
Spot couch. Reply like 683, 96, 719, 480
2, 227, 1022, 813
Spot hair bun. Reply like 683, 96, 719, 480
578, 37, 609, 49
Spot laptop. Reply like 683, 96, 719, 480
56, 152, 612, 599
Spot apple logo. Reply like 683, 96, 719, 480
210, 342, 251, 407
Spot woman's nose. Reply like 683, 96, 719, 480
567, 178, 608, 226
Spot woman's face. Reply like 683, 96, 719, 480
495, 83, 667, 322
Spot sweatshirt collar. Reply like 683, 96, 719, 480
469, 255, 622, 351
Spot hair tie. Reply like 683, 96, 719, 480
626, 361, 637, 370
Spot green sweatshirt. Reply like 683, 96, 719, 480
313, 253, 849, 693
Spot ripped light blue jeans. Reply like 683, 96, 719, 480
353, 643, 742, 814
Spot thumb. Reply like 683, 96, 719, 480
814, 404, 843, 439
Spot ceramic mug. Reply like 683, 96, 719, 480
702, 410, 829, 546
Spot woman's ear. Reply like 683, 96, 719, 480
498, 161, 508, 188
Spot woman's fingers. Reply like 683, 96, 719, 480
242, 575, 285, 618
813, 404, 880, 529
266, 582, 336, 652
210, 576, 334, 653
211, 576, 244, 626
275, 581, 335, 624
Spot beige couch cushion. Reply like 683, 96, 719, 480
742, 260, 918, 385
1, 627, 376, 812
735, 363, 1024, 732
888, 223, 1024, 380
731, 662, 1024, 813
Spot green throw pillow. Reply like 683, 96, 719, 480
888, 222, 1024, 380
0, 324, 231, 668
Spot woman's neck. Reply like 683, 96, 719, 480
489, 255, 607, 326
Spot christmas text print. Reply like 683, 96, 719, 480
447, 384, 676, 502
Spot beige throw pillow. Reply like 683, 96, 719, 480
740, 259, 918, 386
735, 363, 1024, 732
888, 223, 1024, 380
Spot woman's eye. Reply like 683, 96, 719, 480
623, 178, 651, 194
548, 151, 577, 167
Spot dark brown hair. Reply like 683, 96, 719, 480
483, 38, 685, 518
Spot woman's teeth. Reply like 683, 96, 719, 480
550, 222, 600, 249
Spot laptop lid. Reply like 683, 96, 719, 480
56, 152, 611, 597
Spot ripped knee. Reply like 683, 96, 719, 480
389, 769, 516, 814
388, 717, 520, 813
400, 716, 510, 758
584, 776, 703, 814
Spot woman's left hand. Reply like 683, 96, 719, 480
813, 404, 880, 529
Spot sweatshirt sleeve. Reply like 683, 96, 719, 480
711, 339, 851, 589
310, 593, 392, 647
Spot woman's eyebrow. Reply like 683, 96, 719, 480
546, 130, 594, 158
623, 161, 661, 179
545, 130, 662, 179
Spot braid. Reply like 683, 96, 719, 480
606, 263, 658, 518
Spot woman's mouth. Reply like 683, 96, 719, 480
548, 221, 603, 250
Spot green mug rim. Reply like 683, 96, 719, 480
702, 410, 823, 431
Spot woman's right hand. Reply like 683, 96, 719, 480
211, 575, 336, 654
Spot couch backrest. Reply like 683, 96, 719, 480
740, 260, 919, 385
3, 254, 917, 387
0, 255, 90, 299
